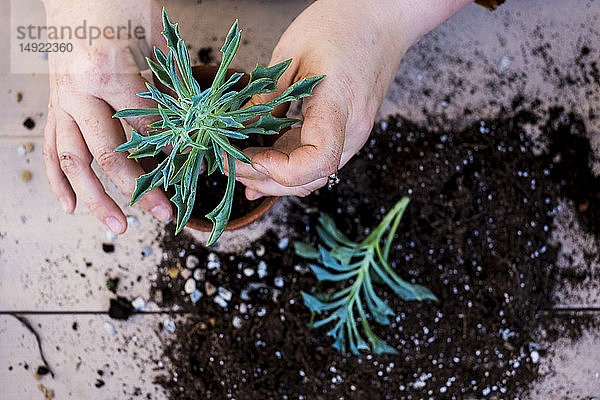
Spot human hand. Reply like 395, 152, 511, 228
42, 0, 172, 233
235, 0, 472, 200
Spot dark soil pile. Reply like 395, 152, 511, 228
150, 105, 598, 399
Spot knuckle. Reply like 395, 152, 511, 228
96, 149, 122, 171
42, 145, 56, 163
320, 157, 339, 178
58, 151, 88, 175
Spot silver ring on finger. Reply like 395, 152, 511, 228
327, 172, 340, 190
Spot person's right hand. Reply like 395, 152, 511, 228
42, 0, 172, 234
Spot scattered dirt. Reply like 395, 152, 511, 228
149, 103, 600, 399
197, 47, 215, 65
23, 117, 35, 130
102, 243, 115, 254
108, 296, 134, 320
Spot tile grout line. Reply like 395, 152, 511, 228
1, 307, 600, 315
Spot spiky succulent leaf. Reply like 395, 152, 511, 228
249, 59, 292, 91
114, 9, 324, 245
295, 197, 438, 355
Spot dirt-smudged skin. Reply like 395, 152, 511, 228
151, 105, 599, 399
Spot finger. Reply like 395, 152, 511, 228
250, 96, 346, 187
43, 106, 76, 213
72, 97, 172, 222
237, 174, 328, 198
55, 110, 127, 234
245, 187, 264, 201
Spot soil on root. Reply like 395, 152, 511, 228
151, 105, 599, 399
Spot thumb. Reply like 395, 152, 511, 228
251, 96, 346, 187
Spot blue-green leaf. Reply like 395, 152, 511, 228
226, 78, 273, 110
319, 213, 355, 247
318, 246, 354, 271
223, 104, 272, 123
113, 108, 168, 119
209, 132, 251, 164
243, 113, 299, 135
212, 20, 241, 91
330, 245, 355, 266
205, 155, 236, 245
249, 59, 292, 92
308, 264, 358, 282
161, 8, 181, 49
147, 57, 174, 92
294, 242, 319, 259
269, 75, 325, 107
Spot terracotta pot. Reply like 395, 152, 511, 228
152, 65, 280, 232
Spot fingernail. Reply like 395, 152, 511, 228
105, 216, 124, 234
253, 163, 269, 175
151, 204, 171, 221
59, 197, 71, 213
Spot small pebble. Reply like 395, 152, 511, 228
131, 297, 146, 310
239, 303, 248, 313
207, 260, 221, 269
141, 246, 152, 257
163, 319, 176, 332
218, 287, 232, 301
530, 350, 540, 363
256, 307, 266, 317
193, 268, 204, 281
126, 215, 139, 227
277, 237, 289, 250
232, 316, 242, 329
257, 261, 268, 278
214, 295, 228, 308
256, 245, 265, 257
205, 281, 217, 296
167, 268, 179, 279
190, 289, 202, 303
180, 269, 192, 279
102, 243, 115, 253
184, 278, 196, 294
21, 170, 32, 181
499, 56, 511, 71
186, 255, 199, 269
208, 253, 218, 262
105, 230, 117, 242
17, 143, 33, 155
274, 277, 284, 288
243, 267, 255, 277
16, 92, 23, 102
103, 322, 116, 336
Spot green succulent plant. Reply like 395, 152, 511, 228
114, 9, 324, 245
294, 197, 438, 355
